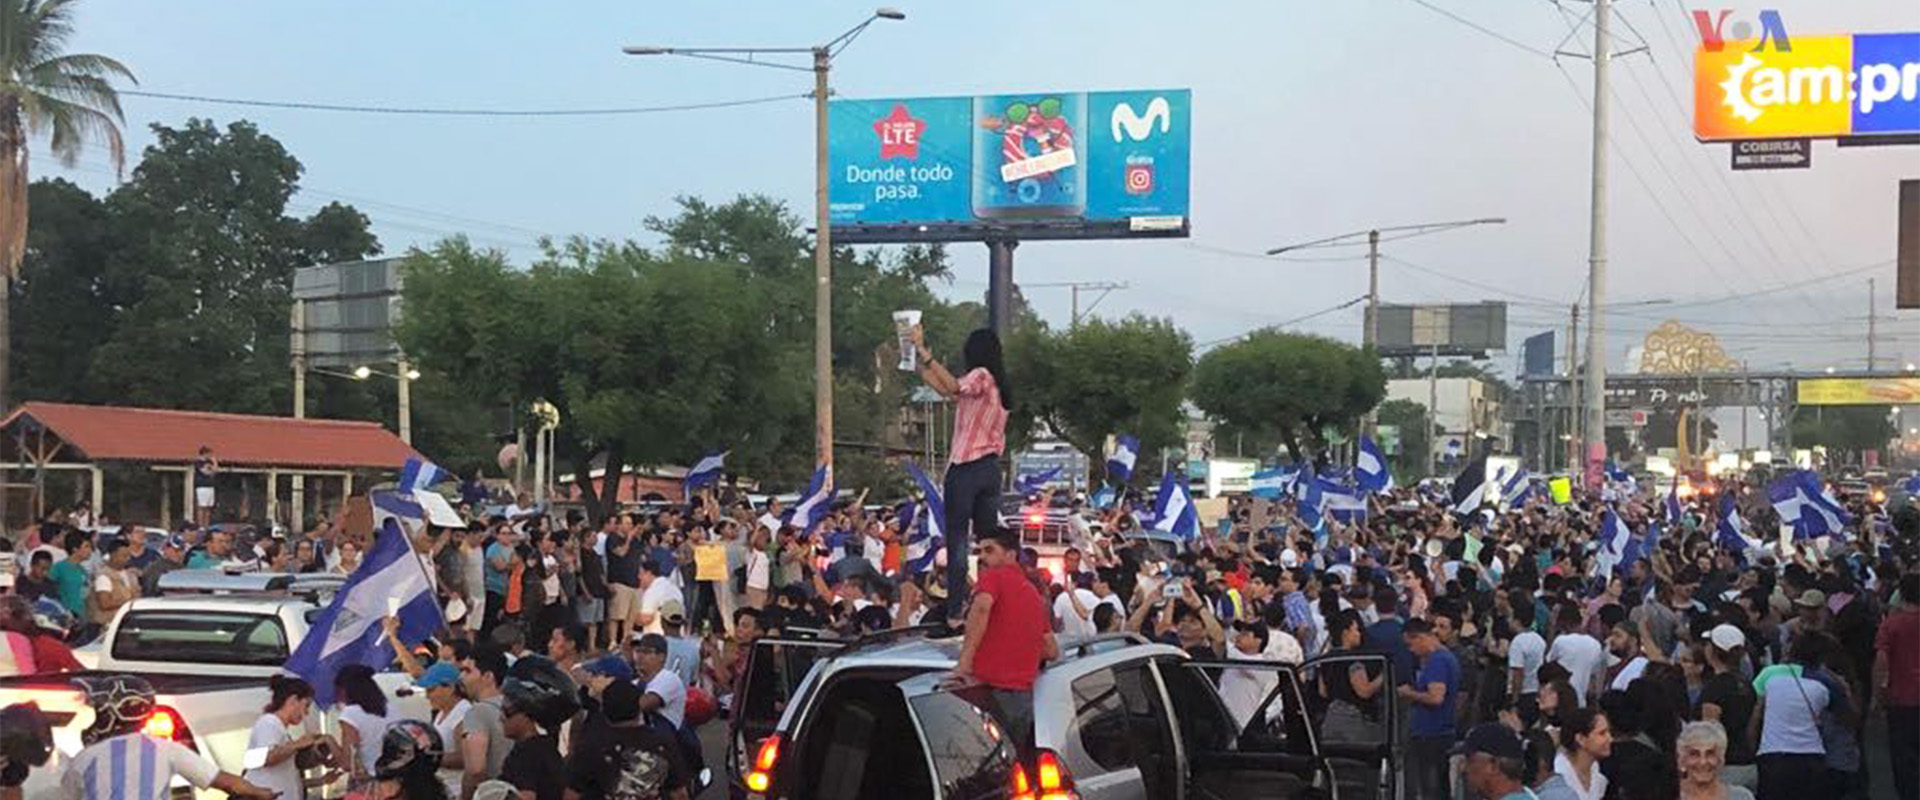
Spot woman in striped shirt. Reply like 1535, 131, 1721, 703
910, 325, 1014, 624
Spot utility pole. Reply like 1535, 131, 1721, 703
291, 300, 307, 530
1022, 281, 1128, 328
397, 356, 413, 444
1581, 0, 1614, 490
1428, 341, 1442, 477
1367, 229, 1381, 349
1567, 303, 1581, 475
1868, 278, 1878, 372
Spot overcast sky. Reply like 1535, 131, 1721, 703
41, 0, 1920, 376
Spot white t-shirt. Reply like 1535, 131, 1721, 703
758, 513, 783, 534
1053, 589, 1102, 638
745, 549, 771, 591
1508, 631, 1547, 694
61, 733, 219, 800
462, 544, 486, 600
540, 554, 561, 605
339, 704, 392, 776
639, 578, 684, 635
1265, 628, 1305, 665
432, 699, 473, 794
644, 668, 688, 728
245, 713, 305, 800
1548, 632, 1607, 704
1218, 646, 1282, 732
1757, 672, 1829, 756
1554, 751, 1609, 800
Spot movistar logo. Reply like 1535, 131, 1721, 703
1111, 97, 1171, 143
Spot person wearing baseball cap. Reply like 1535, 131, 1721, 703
1454, 722, 1529, 800
139, 535, 192, 597
1698, 624, 1759, 789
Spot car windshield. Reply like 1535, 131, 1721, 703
111, 610, 289, 666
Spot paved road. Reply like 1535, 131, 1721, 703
696, 716, 730, 800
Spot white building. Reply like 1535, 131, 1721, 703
1385, 377, 1504, 456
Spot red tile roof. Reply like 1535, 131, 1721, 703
2, 402, 421, 470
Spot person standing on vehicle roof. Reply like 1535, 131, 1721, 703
60, 674, 277, 800
909, 325, 1013, 625
951, 528, 1058, 754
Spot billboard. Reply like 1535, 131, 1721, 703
1376, 302, 1508, 358
1694, 32, 1920, 141
1796, 377, 1920, 405
1900, 180, 1919, 309
292, 259, 404, 369
1521, 330, 1557, 377
829, 89, 1191, 242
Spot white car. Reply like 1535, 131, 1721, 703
0, 570, 429, 799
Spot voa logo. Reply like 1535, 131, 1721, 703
1692, 8, 1791, 52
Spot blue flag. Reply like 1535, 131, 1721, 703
683, 450, 728, 498
784, 466, 835, 535
1321, 477, 1369, 523
1665, 479, 1684, 527
1151, 470, 1198, 540
902, 462, 946, 575
1355, 436, 1391, 493
1769, 470, 1852, 539
1716, 494, 1763, 564
1250, 466, 1297, 500
398, 458, 452, 495
1015, 466, 1064, 495
1107, 435, 1140, 485
1496, 467, 1532, 510
284, 491, 444, 707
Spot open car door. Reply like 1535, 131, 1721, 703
891, 673, 1021, 800
1173, 658, 1330, 800
727, 636, 845, 794
1297, 652, 1400, 800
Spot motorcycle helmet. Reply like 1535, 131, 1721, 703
373, 719, 443, 781
0, 703, 54, 787
71, 674, 156, 745
499, 655, 579, 729
29, 598, 74, 638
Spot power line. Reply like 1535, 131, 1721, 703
1404, 0, 1556, 58
1198, 296, 1369, 349
1379, 255, 1569, 306
115, 88, 810, 117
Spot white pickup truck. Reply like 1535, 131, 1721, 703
0, 571, 429, 799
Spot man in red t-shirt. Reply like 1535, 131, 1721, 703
1875, 571, 1920, 800
954, 528, 1058, 748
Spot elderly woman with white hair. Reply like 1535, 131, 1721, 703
1678, 720, 1755, 800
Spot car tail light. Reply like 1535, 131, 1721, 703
1026, 512, 1045, 526
143, 706, 196, 750
1012, 749, 1078, 800
745, 734, 781, 794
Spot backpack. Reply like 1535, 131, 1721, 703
600, 734, 675, 800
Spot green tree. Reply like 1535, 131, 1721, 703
1, 0, 134, 416
1786, 406, 1894, 462
1375, 398, 1431, 478
1007, 315, 1193, 484
77, 119, 380, 413
397, 236, 812, 523
8, 178, 114, 402
1190, 331, 1386, 465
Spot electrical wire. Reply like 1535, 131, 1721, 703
1404, 0, 1557, 58
115, 88, 810, 117
1197, 296, 1369, 349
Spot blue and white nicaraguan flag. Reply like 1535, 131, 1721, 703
398, 458, 453, 495
785, 466, 835, 535
902, 461, 946, 575
1015, 467, 1064, 495
1716, 494, 1764, 563
284, 491, 443, 706
1151, 470, 1199, 540
1249, 466, 1297, 500
1107, 435, 1140, 484
683, 450, 728, 497
1355, 436, 1391, 493
1322, 478, 1370, 524
1769, 469, 1852, 539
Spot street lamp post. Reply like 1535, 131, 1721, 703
1266, 217, 1506, 436
319, 363, 422, 444
626, 8, 905, 470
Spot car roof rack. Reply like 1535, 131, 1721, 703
1063, 631, 1150, 660
157, 569, 345, 603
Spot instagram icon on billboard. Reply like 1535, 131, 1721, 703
1124, 156, 1155, 195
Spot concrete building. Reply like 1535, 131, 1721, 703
1386, 377, 1505, 458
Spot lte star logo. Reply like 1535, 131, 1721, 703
875, 104, 925, 160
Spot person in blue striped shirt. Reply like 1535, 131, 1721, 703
59, 675, 275, 800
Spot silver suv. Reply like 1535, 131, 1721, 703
726, 628, 1401, 800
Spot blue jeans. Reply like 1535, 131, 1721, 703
942, 454, 1001, 621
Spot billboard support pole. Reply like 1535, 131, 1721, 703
813, 46, 836, 470
987, 240, 1018, 336
291, 300, 307, 530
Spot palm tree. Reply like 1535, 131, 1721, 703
1, 0, 133, 408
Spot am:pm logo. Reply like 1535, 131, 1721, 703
1693, 8, 1791, 53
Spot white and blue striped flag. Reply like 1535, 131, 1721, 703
683, 450, 728, 498
1321, 477, 1369, 523
1107, 435, 1140, 484
1015, 466, 1064, 495
1497, 467, 1532, 510
1595, 507, 1631, 576
1769, 470, 1851, 540
398, 457, 452, 495
903, 461, 946, 575
1715, 494, 1763, 563
1151, 470, 1199, 540
1665, 479, 1685, 526
1250, 466, 1297, 500
785, 466, 836, 535
284, 490, 444, 706
1355, 436, 1391, 493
